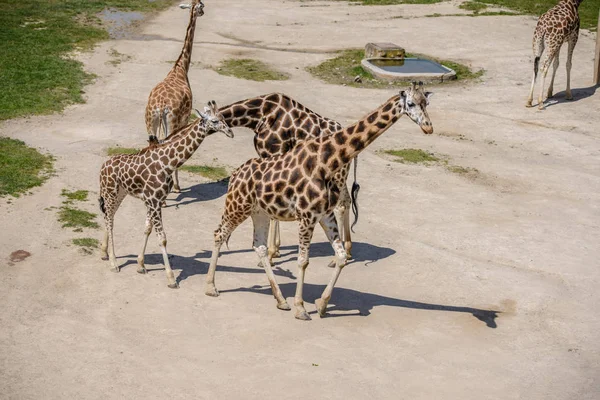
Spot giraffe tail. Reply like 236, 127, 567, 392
350, 156, 360, 233
534, 56, 540, 80
159, 108, 170, 143
98, 196, 106, 215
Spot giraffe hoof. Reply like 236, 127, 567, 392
110, 267, 120, 273
566, 96, 574, 101
168, 282, 179, 289
277, 302, 291, 311
315, 298, 327, 317
295, 310, 311, 321
101, 255, 109, 261
137, 268, 147, 274
205, 285, 219, 297
538, 105, 545, 110
327, 259, 336, 269
273, 251, 281, 258
172, 187, 181, 193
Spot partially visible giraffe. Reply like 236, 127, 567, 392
526, 0, 583, 109
218, 93, 358, 266
99, 101, 233, 288
205, 83, 433, 320
144, 0, 204, 192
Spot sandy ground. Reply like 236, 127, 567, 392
1, 0, 599, 398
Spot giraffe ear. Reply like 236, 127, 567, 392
400, 90, 407, 98
179, 3, 192, 9
425, 92, 433, 101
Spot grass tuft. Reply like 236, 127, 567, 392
61, 189, 88, 203
307, 49, 483, 88
180, 165, 229, 181
459, 1, 488, 14
72, 237, 99, 248
0, 138, 54, 197
106, 147, 139, 156
215, 59, 289, 82
58, 207, 99, 229
384, 148, 440, 164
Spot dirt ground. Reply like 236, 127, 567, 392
1, 0, 599, 398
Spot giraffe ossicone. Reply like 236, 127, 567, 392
205, 83, 433, 320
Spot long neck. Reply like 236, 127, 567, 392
175, 7, 198, 73
565, 0, 583, 9
164, 122, 208, 171
218, 99, 264, 130
325, 95, 402, 168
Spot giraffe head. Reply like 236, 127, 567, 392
399, 82, 433, 135
179, 0, 204, 17
194, 100, 234, 138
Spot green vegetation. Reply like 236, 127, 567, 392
61, 189, 88, 203
0, 0, 173, 121
0, 138, 54, 197
106, 147, 139, 156
58, 207, 99, 229
384, 147, 480, 178
107, 48, 132, 66
72, 237, 99, 247
307, 49, 483, 88
459, 1, 488, 13
384, 148, 440, 164
215, 59, 289, 82
180, 165, 230, 181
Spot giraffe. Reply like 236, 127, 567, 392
99, 101, 233, 288
526, 0, 583, 109
205, 83, 433, 320
144, 0, 204, 192
218, 93, 358, 266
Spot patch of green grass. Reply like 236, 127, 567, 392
215, 59, 289, 82
106, 147, 139, 156
446, 165, 479, 176
0, 0, 173, 121
58, 206, 99, 229
307, 49, 483, 88
384, 148, 440, 164
180, 165, 229, 181
0, 137, 54, 197
459, 1, 488, 13
72, 237, 99, 248
61, 189, 88, 204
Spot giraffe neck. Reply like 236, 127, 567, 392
162, 122, 208, 172
219, 100, 263, 130
175, 6, 199, 73
324, 95, 402, 168
563, 0, 583, 9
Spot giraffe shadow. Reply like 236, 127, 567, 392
544, 84, 599, 108
189, 241, 396, 268
117, 251, 296, 284
164, 179, 229, 208
221, 283, 500, 328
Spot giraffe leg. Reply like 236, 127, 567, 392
252, 211, 290, 311
205, 215, 248, 297
547, 53, 560, 99
274, 220, 281, 258
101, 190, 125, 272
315, 213, 347, 318
136, 213, 152, 274
565, 35, 578, 101
100, 228, 109, 261
172, 169, 181, 193
148, 203, 177, 288
538, 52, 556, 110
526, 34, 544, 107
264, 219, 277, 266
293, 218, 316, 320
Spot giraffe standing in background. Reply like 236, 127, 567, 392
526, 0, 583, 109
218, 93, 358, 266
205, 83, 434, 320
99, 101, 233, 288
145, 0, 204, 192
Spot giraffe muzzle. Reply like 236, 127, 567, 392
421, 121, 433, 135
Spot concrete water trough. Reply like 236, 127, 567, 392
362, 43, 456, 83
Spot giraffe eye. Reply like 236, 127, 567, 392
407, 101, 415, 107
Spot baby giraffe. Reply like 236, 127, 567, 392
99, 101, 233, 288
205, 83, 433, 320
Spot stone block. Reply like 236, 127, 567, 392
364, 43, 405, 59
